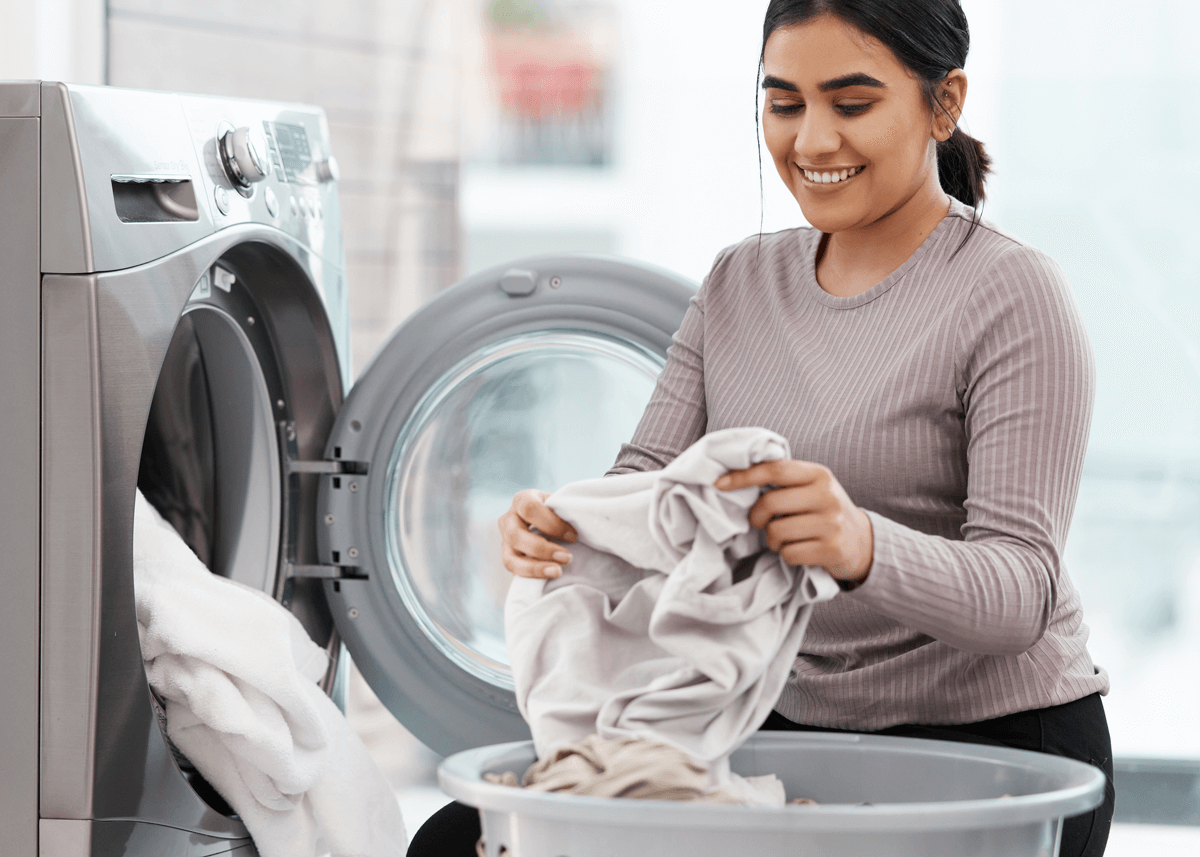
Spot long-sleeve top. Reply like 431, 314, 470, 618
610, 198, 1110, 729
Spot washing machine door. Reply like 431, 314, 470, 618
317, 255, 695, 756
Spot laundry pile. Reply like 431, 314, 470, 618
133, 490, 407, 857
485, 734, 737, 802
501, 427, 840, 806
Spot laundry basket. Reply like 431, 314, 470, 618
439, 731, 1106, 857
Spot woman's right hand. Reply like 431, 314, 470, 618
498, 489, 578, 579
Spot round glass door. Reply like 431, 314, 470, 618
321, 254, 695, 755
385, 330, 663, 689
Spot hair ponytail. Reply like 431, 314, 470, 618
936, 126, 992, 209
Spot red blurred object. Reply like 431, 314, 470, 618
491, 31, 602, 119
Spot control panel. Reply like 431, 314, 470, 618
177, 95, 343, 265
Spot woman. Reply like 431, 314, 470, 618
409, 2, 1114, 855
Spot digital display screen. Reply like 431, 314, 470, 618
264, 121, 312, 183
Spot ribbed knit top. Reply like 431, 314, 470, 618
610, 198, 1110, 729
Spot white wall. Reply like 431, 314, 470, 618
0, 0, 105, 84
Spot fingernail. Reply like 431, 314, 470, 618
565, 528, 578, 541
545, 565, 562, 578
715, 475, 731, 489
553, 551, 572, 563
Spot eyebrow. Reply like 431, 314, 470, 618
761, 72, 887, 92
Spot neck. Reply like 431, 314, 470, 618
817, 177, 952, 298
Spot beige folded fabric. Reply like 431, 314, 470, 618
485, 735, 740, 802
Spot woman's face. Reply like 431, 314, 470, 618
761, 15, 951, 234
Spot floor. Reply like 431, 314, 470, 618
345, 666, 1200, 854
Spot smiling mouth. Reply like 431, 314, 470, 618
801, 165, 865, 185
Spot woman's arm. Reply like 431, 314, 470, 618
723, 245, 1095, 657
849, 246, 1095, 655
608, 253, 720, 475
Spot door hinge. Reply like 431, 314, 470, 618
286, 459, 369, 475
285, 562, 366, 581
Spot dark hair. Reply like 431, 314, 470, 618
758, 0, 993, 249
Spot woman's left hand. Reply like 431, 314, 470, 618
715, 460, 874, 584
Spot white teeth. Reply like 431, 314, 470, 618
803, 165, 863, 184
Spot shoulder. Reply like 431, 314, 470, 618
944, 202, 1069, 293
942, 204, 1076, 321
945, 206, 1092, 374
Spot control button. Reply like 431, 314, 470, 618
264, 187, 279, 217
219, 126, 272, 188
213, 186, 230, 215
500, 268, 537, 296
315, 156, 340, 183
289, 195, 299, 217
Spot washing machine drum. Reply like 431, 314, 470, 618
319, 256, 694, 757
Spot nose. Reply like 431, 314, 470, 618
794, 109, 841, 160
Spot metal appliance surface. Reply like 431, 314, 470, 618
0, 80, 695, 857
1, 81, 348, 857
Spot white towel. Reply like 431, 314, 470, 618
505, 427, 840, 804
133, 490, 407, 857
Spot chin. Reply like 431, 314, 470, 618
795, 200, 863, 235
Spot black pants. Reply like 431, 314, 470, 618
407, 693, 1115, 857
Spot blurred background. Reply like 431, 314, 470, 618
4, 0, 1199, 851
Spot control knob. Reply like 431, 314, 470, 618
219, 126, 272, 187
315, 156, 340, 184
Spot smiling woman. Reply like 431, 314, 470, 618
415, 1, 1115, 855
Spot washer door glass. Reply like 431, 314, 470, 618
322, 256, 695, 755
387, 329, 663, 689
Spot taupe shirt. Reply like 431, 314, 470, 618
611, 199, 1109, 729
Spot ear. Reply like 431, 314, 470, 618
934, 69, 968, 141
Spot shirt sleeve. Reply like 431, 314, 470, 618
849, 244, 1096, 657
607, 250, 730, 475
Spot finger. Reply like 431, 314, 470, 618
715, 460, 826, 491
515, 493, 578, 542
775, 525, 861, 576
777, 541, 859, 579
748, 485, 827, 530
510, 526, 573, 564
502, 543, 563, 579
760, 512, 818, 552
777, 539, 828, 570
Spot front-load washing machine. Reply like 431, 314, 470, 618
0, 81, 693, 856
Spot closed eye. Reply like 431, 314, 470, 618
768, 103, 871, 117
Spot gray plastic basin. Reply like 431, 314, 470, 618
438, 731, 1107, 857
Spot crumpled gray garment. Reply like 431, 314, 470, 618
504, 427, 840, 802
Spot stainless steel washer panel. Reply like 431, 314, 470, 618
38, 83, 343, 277
0, 110, 41, 857
38, 818, 253, 857
40, 224, 343, 833
0, 81, 39, 117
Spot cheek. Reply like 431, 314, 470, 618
762, 122, 798, 183
861, 118, 902, 153
860, 115, 931, 175
762, 120, 790, 164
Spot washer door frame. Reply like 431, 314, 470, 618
41, 224, 345, 836
321, 255, 695, 757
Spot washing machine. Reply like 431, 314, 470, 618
0, 81, 694, 856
